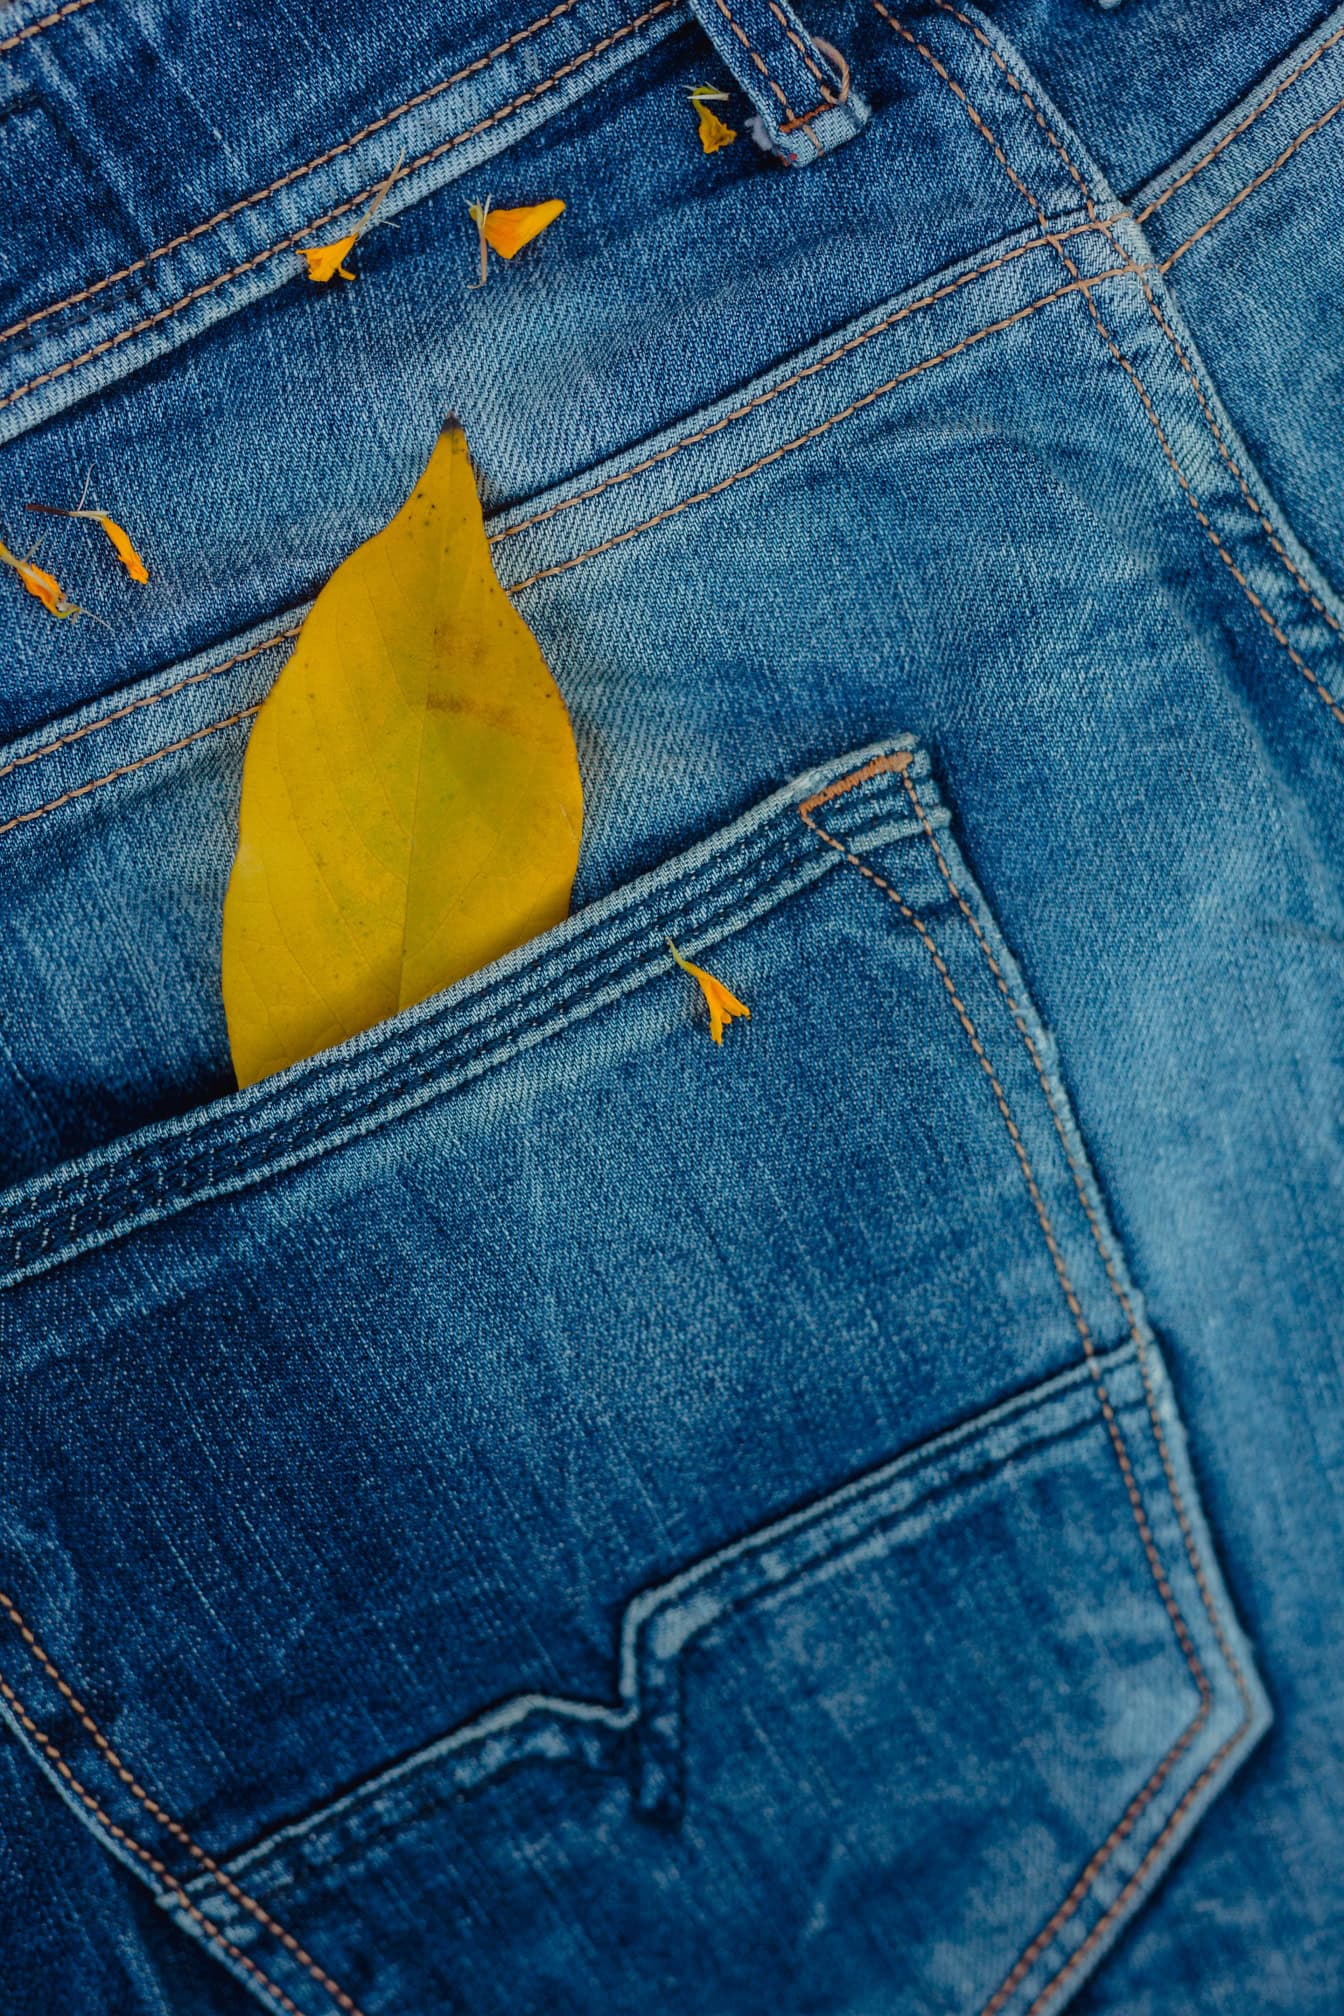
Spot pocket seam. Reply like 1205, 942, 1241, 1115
798, 748, 1259, 2016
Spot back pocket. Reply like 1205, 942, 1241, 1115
0, 740, 1268, 2016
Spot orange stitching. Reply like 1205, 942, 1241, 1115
1024, 1722, 1247, 2016
1160, 94, 1344, 272
0, 1592, 361, 2013
890, 766, 1256, 1713
886, 762, 1254, 2009
0, 703, 260, 839
798, 755, 1209, 1689
1136, 20, 1344, 222
0, 1666, 309, 2016
0, 0, 582, 345
0, 0, 677, 417
799, 756, 1251, 2014
766, 0, 834, 95
504, 267, 1129, 592
926, 0, 1344, 643
490, 223, 1104, 549
0, 625, 298, 789
0, 0, 97, 54
710, 0, 794, 117
878, 3, 1344, 733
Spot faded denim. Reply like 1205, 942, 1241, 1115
0, 1, 1341, 2012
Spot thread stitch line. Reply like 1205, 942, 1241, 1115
0, 1590, 361, 2012
0, 0, 583, 345
0, 0, 677, 417
489, 223, 1105, 548
1135, 20, 1344, 221
0, 705, 261, 839
798, 753, 1241, 2016
885, 767, 1253, 2014
0, 626, 299, 789
503, 268, 1127, 593
766, 0, 835, 95
891, 762, 1253, 1706
882, 4, 1344, 736
0, 0, 97, 53
925, 0, 1344, 646
710, 0, 794, 115
798, 760, 1208, 1688
1159, 94, 1344, 274
0, 1667, 308, 2016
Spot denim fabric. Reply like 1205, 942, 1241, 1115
1, 0, 1342, 2011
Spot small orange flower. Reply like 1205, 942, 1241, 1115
0, 535, 83, 618
26, 503, 148, 583
298, 153, 404, 284
667, 939, 751, 1044
467, 198, 566, 286
688, 85, 736, 154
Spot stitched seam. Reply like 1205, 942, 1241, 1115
0, 626, 298, 788
4, 826, 846, 1245
798, 756, 1209, 1687
891, 766, 1253, 1708
0, 704, 260, 838
710, 0, 794, 116
0, 0, 583, 344
1135, 20, 1344, 221
1024, 1722, 1250, 2016
926, 0, 1344, 641
504, 268, 1128, 593
490, 224, 1104, 548
765, 0, 833, 94
799, 754, 1235, 2016
0, 1591, 365, 2014
880, 3, 1344, 739
0, 0, 97, 53
1159, 94, 1344, 272
0, 1666, 310, 2016
0, 0, 678, 417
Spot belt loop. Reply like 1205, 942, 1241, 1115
684, 0, 869, 165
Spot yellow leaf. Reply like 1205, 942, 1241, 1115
694, 101, 736, 153
667, 940, 751, 1044
221, 425, 584, 1087
468, 198, 565, 259
299, 236, 358, 283
0, 535, 82, 618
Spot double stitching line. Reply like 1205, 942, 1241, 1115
0, 1589, 364, 2015
0, 625, 298, 789
0, 0, 583, 347
1135, 18, 1344, 223
0, 0, 678, 418
7, 9, 1341, 832
710, 0, 794, 117
798, 752, 1251, 2016
1159, 93, 1344, 273
925, 0, 1344, 658
0, 0, 97, 54
889, 0, 1344, 736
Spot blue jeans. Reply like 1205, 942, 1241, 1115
0, 1, 1340, 2009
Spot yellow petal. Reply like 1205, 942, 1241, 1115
0, 537, 81, 618
478, 199, 565, 259
221, 426, 583, 1088
95, 514, 149, 583
299, 235, 358, 283
695, 103, 736, 153
667, 941, 751, 1044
